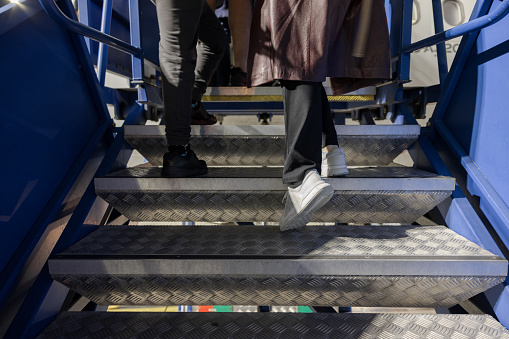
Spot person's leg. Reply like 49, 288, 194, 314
156, 1, 208, 177
228, 0, 252, 85
281, 80, 323, 185
188, 1, 226, 125
279, 80, 334, 232
156, 0, 201, 146
319, 84, 349, 177
193, 2, 227, 101
213, 17, 232, 86
320, 84, 339, 147
279, 83, 334, 231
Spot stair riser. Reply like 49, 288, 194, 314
39, 312, 509, 339
51, 274, 503, 308
126, 135, 418, 167
96, 190, 451, 223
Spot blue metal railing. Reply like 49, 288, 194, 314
128, 0, 144, 83
403, 0, 509, 53
38, 0, 143, 59
0, 2, 20, 15
40, 0, 148, 84
96, 0, 113, 87
431, 0, 448, 86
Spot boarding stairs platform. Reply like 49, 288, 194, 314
4, 0, 509, 336
198, 86, 378, 115
40, 114, 509, 338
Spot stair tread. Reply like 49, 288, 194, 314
96, 167, 455, 192
49, 225, 505, 306
125, 124, 420, 136
51, 226, 506, 277
58, 225, 495, 258
39, 312, 509, 339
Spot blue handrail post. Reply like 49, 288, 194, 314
387, 0, 413, 121
431, 0, 495, 123
77, 0, 91, 51
399, 0, 414, 82
129, 0, 144, 84
97, 0, 113, 87
431, 0, 448, 86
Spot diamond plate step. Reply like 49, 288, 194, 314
49, 225, 506, 307
38, 312, 509, 339
94, 167, 454, 224
124, 125, 420, 167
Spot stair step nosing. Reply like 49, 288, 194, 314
49, 256, 507, 277
94, 177, 455, 192
125, 124, 421, 137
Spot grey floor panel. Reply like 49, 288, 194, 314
95, 167, 454, 223
49, 226, 506, 307
38, 312, 509, 339
124, 125, 420, 166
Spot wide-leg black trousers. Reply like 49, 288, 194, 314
281, 81, 339, 185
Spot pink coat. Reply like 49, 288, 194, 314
247, 0, 391, 95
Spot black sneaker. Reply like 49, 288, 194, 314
191, 101, 217, 125
161, 147, 208, 178
230, 67, 247, 86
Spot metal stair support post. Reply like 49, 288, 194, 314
96, 0, 113, 87
128, 0, 144, 84
431, 0, 448, 86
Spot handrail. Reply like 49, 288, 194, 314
97, 0, 113, 87
403, 0, 509, 53
38, 0, 142, 59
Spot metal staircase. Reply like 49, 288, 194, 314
2, 0, 509, 337
38, 112, 509, 338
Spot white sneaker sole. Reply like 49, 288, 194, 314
280, 184, 334, 231
322, 165, 349, 178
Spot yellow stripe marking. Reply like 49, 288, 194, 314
202, 95, 374, 102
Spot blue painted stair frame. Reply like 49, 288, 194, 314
0, 1, 145, 337
428, 0, 509, 324
0, 0, 509, 337
390, 0, 509, 326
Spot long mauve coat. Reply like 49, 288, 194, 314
247, 0, 391, 95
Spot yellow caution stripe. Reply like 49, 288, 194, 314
202, 95, 374, 102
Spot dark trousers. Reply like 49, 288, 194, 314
156, 0, 226, 146
281, 81, 339, 185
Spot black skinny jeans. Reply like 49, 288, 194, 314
155, 0, 226, 146
281, 81, 339, 185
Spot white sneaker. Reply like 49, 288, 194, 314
321, 147, 349, 177
280, 169, 334, 231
